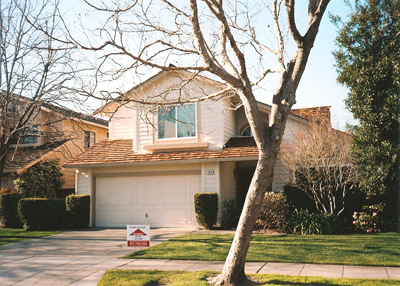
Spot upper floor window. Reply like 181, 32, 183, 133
9, 127, 38, 145
84, 131, 96, 149
241, 126, 252, 136
158, 104, 196, 139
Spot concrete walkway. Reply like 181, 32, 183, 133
0, 228, 196, 285
0, 228, 399, 285
117, 258, 400, 280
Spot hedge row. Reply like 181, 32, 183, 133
18, 195, 90, 230
0, 191, 90, 231
0, 189, 22, 228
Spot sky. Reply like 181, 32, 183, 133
291, 1, 355, 130
65, 0, 355, 130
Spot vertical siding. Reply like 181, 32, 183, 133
109, 106, 134, 140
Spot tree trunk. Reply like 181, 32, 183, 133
212, 151, 276, 285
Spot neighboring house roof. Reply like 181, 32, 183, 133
42, 102, 108, 127
4, 141, 68, 173
65, 138, 259, 167
1, 92, 108, 127
291, 106, 331, 123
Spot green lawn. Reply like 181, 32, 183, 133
98, 269, 400, 286
125, 232, 400, 266
0, 229, 61, 246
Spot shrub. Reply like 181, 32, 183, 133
18, 198, 67, 230
66, 195, 90, 229
14, 159, 65, 198
194, 193, 218, 229
288, 209, 336, 235
353, 203, 384, 233
283, 184, 317, 213
0, 188, 22, 228
220, 200, 240, 230
255, 192, 289, 232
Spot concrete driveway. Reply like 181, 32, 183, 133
0, 228, 197, 286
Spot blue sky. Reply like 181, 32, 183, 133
67, 0, 355, 130
290, 1, 354, 130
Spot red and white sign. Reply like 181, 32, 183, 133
127, 225, 150, 247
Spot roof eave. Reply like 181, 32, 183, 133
64, 155, 258, 169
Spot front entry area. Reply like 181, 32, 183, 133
95, 173, 201, 227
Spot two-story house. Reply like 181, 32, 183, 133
2, 99, 109, 196
65, 70, 331, 228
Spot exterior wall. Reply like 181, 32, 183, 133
112, 72, 231, 153
272, 159, 290, 192
76, 170, 90, 195
219, 161, 236, 220
223, 108, 237, 144
75, 161, 217, 227
1, 174, 15, 189
108, 106, 134, 140
237, 107, 269, 135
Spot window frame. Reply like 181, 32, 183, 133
157, 103, 197, 140
84, 130, 96, 149
10, 127, 39, 145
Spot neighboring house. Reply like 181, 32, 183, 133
2, 99, 109, 196
65, 70, 331, 228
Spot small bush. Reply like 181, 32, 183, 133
289, 209, 336, 235
66, 195, 90, 229
283, 184, 317, 213
18, 198, 67, 230
353, 203, 384, 233
194, 193, 218, 229
220, 200, 240, 230
0, 188, 22, 228
255, 192, 289, 232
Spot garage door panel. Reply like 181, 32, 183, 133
96, 178, 112, 207
162, 176, 186, 206
108, 210, 133, 225
148, 178, 159, 206
95, 173, 200, 227
147, 208, 159, 224
96, 210, 107, 226
135, 177, 148, 206
160, 208, 187, 223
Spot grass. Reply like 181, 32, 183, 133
0, 229, 61, 246
98, 269, 400, 286
124, 232, 400, 267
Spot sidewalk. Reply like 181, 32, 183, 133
117, 258, 400, 280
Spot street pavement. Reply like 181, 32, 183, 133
0, 228, 399, 285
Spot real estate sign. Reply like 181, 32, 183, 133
127, 225, 150, 247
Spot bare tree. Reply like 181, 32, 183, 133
280, 122, 358, 217
71, 0, 331, 284
0, 0, 77, 178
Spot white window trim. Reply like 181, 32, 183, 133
157, 103, 198, 140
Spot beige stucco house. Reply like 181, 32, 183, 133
65, 70, 331, 228
2, 101, 109, 196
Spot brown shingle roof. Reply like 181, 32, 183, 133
4, 141, 67, 171
65, 139, 259, 167
291, 106, 331, 123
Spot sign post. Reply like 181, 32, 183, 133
127, 225, 150, 247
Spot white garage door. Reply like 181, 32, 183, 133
95, 173, 200, 227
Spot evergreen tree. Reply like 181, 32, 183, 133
333, 0, 399, 230
14, 159, 65, 198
